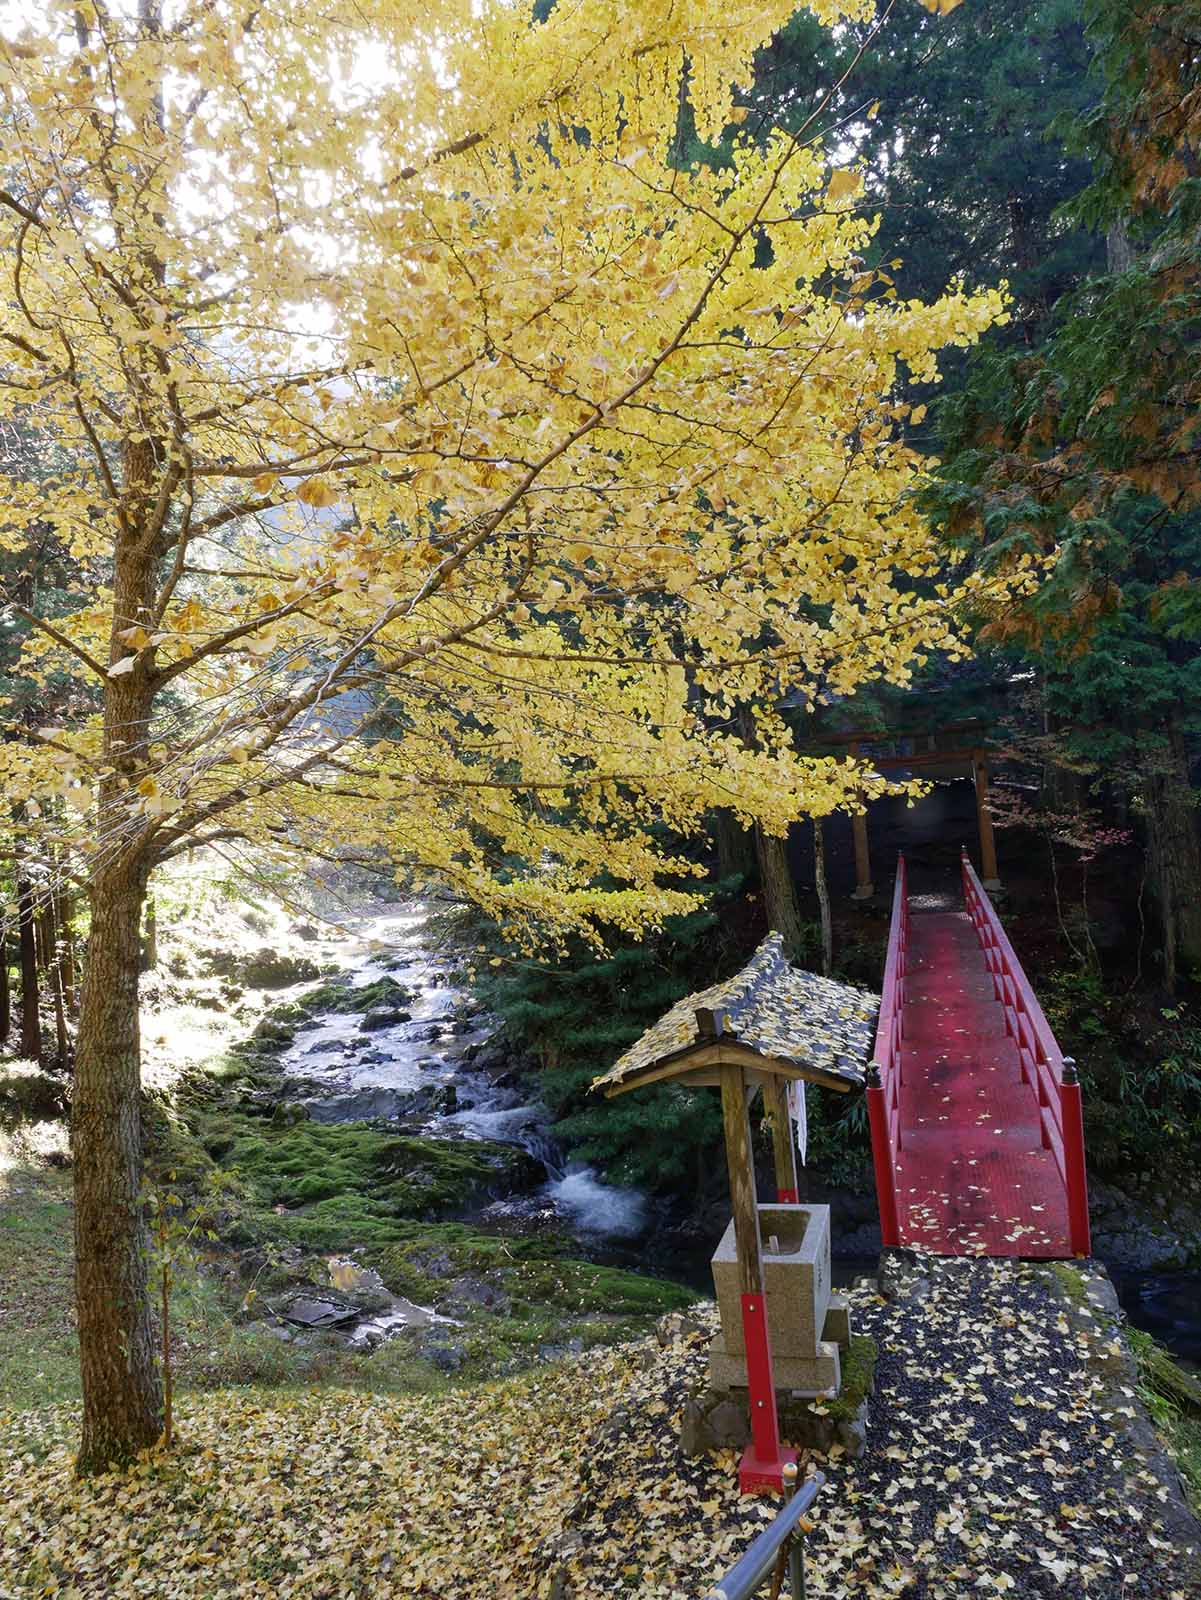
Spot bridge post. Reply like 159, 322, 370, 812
972, 752, 1001, 889
763, 1075, 800, 1203
851, 809, 874, 900
865, 1064, 900, 1247
1060, 1058, 1092, 1256
848, 744, 874, 900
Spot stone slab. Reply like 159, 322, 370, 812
711, 1203, 832, 1360
823, 1294, 852, 1348
708, 1332, 841, 1395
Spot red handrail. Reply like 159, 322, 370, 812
960, 851, 1091, 1256
867, 854, 907, 1247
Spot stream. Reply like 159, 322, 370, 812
267, 903, 1201, 1366
278, 904, 647, 1247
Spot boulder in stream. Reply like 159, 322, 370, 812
276, 1293, 360, 1330
359, 1006, 413, 1032
306, 1087, 411, 1123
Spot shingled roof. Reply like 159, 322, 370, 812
592, 933, 879, 1098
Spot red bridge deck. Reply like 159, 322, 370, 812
868, 854, 1090, 1260
894, 908, 1071, 1256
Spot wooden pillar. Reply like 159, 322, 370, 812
721, 1066, 764, 1297
720, 1065, 795, 1493
849, 744, 873, 899
851, 810, 873, 900
973, 751, 1001, 889
762, 1076, 798, 1203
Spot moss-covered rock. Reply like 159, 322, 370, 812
205, 947, 329, 989
370, 1226, 694, 1321
292, 975, 415, 1018
229, 1121, 538, 1217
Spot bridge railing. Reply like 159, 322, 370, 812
701, 1467, 825, 1600
960, 850, 1091, 1256
866, 853, 907, 1248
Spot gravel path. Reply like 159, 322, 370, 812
548, 1255, 1200, 1598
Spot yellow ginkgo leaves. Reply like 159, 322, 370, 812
295, 477, 338, 509
827, 167, 863, 205
920, 0, 964, 14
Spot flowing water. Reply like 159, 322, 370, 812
274, 903, 1201, 1364
279, 904, 647, 1247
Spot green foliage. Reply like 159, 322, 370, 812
825, 1333, 877, 1423
1042, 968, 1201, 1175
682, 0, 1101, 341
474, 881, 751, 1189
1127, 1326, 1201, 1514
802, 1087, 872, 1191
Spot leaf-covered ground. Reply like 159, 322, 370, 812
2, 1256, 1198, 1598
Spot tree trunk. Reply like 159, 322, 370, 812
38, 897, 55, 973
814, 816, 832, 975
73, 418, 165, 1473
1142, 725, 1201, 993
1106, 219, 1135, 274
73, 856, 162, 1474
17, 872, 41, 1061
754, 824, 805, 960
0, 934, 9, 1044
62, 897, 78, 1014
714, 810, 756, 882
52, 951, 70, 1070
140, 895, 158, 973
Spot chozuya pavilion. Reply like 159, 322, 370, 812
593, 933, 878, 1493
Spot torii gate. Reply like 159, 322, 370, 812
593, 934, 877, 1493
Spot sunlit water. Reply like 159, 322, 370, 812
282, 902, 648, 1243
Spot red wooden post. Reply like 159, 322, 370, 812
866, 1065, 900, 1247
1060, 1058, 1091, 1256
738, 1292, 796, 1493
721, 1067, 796, 1494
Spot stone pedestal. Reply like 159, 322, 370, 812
709, 1203, 852, 1395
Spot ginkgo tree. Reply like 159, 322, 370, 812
0, 0, 1004, 1473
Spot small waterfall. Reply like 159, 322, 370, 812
284, 908, 653, 1245
545, 1169, 647, 1239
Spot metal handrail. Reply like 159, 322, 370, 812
702, 1469, 825, 1600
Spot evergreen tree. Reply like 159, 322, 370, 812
929, 0, 1201, 987
477, 882, 755, 1190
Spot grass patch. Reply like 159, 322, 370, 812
1049, 1262, 1090, 1308
826, 1333, 877, 1422
0, 1163, 80, 1412
1127, 1327, 1201, 1515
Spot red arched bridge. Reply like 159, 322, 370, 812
867, 850, 1090, 1259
